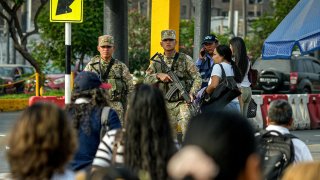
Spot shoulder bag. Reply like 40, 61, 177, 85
200, 64, 241, 111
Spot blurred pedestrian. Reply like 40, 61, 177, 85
7, 103, 77, 179
93, 84, 177, 180
282, 162, 320, 180
168, 110, 261, 180
229, 37, 252, 116
66, 71, 121, 171
145, 29, 201, 139
84, 34, 134, 124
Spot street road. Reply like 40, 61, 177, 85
0, 111, 21, 173
0, 111, 320, 173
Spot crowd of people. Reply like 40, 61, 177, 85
4, 30, 317, 180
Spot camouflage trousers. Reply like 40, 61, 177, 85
108, 101, 124, 126
167, 101, 191, 139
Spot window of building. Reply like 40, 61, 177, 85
248, 11, 254, 17
221, 11, 228, 16
249, 0, 263, 4
222, 0, 230, 3
181, 5, 187, 19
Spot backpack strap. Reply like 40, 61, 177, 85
283, 133, 298, 139
100, 106, 111, 140
112, 129, 124, 165
283, 133, 298, 163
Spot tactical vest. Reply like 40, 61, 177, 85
154, 53, 192, 102
89, 56, 127, 102
104, 61, 127, 101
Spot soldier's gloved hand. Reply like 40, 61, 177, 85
156, 73, 172, 83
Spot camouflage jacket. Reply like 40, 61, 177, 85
144, 52, 201, 102
84, 55, 134, 102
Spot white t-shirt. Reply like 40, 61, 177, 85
209, 62, 239, 102
240, 60, 251, 88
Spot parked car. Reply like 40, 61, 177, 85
252, 55, 320, 94
44, 60, 87, 90
45, 68, 65, 90
0, 64, 35, 94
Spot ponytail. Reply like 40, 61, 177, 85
215, 45, 242, 83
232, 64, 242, 83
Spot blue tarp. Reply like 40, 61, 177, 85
262, 0, 320, 59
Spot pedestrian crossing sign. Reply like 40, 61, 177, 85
50, 0, 83, 23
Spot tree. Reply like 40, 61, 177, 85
179, 19, 194, 56
247, 0, 299, 59
128, 10, 150, 73
0, 0, 48, 73
32, 0, 104, 71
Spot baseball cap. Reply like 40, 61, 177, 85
161, 30, 176, 40
202, 34, 219, 44
98, 35, 114, 46
74, 71, 112, 93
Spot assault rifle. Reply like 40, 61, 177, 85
150, 52, 199, 116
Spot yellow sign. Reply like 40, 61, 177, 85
50, 0, 83, 22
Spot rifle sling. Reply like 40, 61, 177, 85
101, 58, 115, 80
170, 52, 180, 71
90, 62, 100, 73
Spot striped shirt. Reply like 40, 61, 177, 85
93, 129, 180, 168
92, 129, 124, 167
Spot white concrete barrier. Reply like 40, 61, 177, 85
249, 95, 263, 130
298, 94, 311, 129
287, 94, 311, 130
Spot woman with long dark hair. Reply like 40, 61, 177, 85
229, 37, 252, 116
92, 84, 177, 179
205, 45, 242, 111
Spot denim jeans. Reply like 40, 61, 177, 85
225, 100, 240, 112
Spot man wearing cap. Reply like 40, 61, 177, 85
145, 29, 201, 139
197, 34, 219, 89
84, 35, 134, 124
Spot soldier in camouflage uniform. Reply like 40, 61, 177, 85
84, 35, 134, 124
144, 30, 202, 139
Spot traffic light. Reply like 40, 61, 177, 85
56, 0, 75, 15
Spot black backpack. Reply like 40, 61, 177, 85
256, 130, 297, 180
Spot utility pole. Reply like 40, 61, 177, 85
193, 0, 211, 61
104, 0, 128, 65
21, 1, 28, 64
229, 0, 235, 36
188, 0, 192, 18
6, 21, 10, 64
147, 0, 151, 20
242, 0, 247, 38
27, 0, 32, 31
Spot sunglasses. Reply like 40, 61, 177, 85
100, 45, 113, 49
162, 39, 175, 42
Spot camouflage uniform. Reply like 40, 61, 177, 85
144, 30, 202, 138
84, 35, 134, 124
